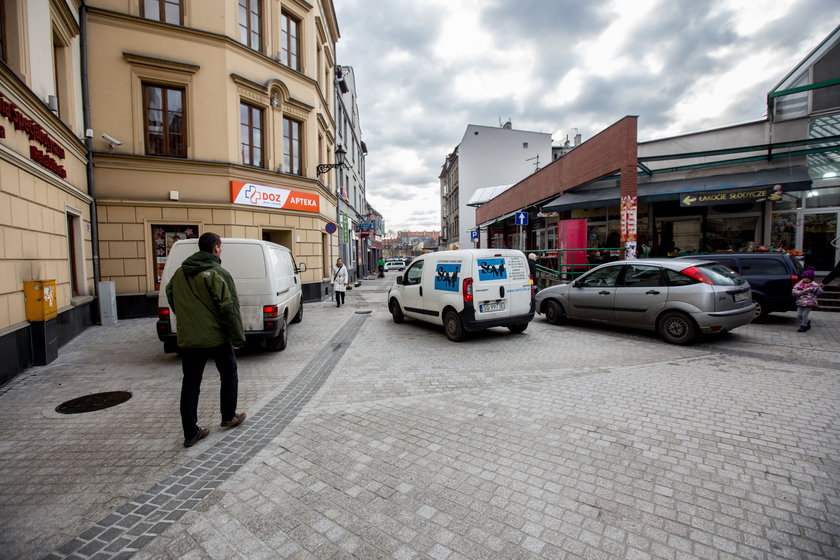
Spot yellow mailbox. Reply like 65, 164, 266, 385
24, 280, 58, 322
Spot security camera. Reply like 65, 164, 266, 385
102, 133, 122, 146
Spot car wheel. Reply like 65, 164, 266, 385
267, 316, 288, 351
657, 311, 697, 345
389, 298, 404, 323
291, 302, 303, 324
751, 296, 768, 323
444, 310, 465, 342
508, 323, 528, 334
544, 300, 566, 325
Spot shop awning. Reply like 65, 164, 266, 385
541, 167, 812, 212
467, 184, 514, 207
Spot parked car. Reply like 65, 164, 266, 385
384, 260, 406, 272
675, 252, 803, 321
388, 249, 534, 341
156, 238, 306, 353
535, 258, 755, 345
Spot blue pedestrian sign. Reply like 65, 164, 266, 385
470, 229, 479, 241
515, 211, 529, 226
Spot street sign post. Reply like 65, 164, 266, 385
515, 212, 528, 251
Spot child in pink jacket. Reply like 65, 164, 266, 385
792, 268, 823, 332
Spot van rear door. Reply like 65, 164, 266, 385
216, 243, 268, 332
472, 253, 530, 319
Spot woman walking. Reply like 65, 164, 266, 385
332, 258, 349, 307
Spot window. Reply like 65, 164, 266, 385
141, 0, 182, 25
0, 0, 6, 62
283, 116, 301, 175
238, 0, 261, 51
240, 102, 263, 167
280, 11, 299, 70
144, 84, 186, 157
580, 265, 621, 288
67, 212, 82, 296
620, 265, 662, 288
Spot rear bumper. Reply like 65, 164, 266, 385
461, 303, 535, 331
694, 304, 756, 332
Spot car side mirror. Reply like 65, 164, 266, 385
396, 276, 404, 285
572, 280, 582, 288
296, 263, 307, 273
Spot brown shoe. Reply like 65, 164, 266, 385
220, 412, 246, 429
183, 426, 210, 447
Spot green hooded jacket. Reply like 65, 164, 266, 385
165, 250, 246, 348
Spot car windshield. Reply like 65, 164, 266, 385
692, 263, 746, 286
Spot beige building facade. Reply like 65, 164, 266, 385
86, 0, 341, 313
1, 0, 94, 383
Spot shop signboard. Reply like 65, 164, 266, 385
678, 186, 777, 207
230, 181, 320, 212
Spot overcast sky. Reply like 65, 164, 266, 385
333, 0, 840, 234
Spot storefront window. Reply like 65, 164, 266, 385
805, 187, 840, 208
772, 190, 802, 211
705, 216, 759, 252
152, 225, 198, 289
771, 212, 797, 252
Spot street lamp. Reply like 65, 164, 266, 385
317, 145, 347, 176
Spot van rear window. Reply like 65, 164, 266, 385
220, 245, 266, 279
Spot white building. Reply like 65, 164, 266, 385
334, 65, 368, 281
440, 122, 552, 249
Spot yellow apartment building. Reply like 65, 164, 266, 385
86, 0, 341, 315
1, 0, 94, 382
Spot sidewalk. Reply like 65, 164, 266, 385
1, 291, 838, 559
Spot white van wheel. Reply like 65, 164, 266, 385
292, 302, 303, 324
389, 299, 404, 323
444, 310, 465, 342
267, 316, 288, 351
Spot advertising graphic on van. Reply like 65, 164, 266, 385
435, 264, 461, 292
478, 258, 507, 280
230, 181, 320, 213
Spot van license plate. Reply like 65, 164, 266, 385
733, 291, 749, 302
480, 302, 505, 313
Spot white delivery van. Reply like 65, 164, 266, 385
387, 249, 534, 341
156, 238, 306, 353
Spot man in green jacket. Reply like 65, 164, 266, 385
166, 232, 247, 447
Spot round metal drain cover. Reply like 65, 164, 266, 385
355, 310, 372, 314
56, 391, 132, 414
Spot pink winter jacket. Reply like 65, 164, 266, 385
792, 280, 823, 308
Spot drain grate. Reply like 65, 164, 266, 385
56, 391, 133, 414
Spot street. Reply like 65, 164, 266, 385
1, 273, 839, 560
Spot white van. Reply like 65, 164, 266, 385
156, 238, 306, 353
387, 249, 534, 341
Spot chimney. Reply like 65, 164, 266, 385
573, 128, 582, 146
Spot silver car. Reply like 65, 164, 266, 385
535, 258, 755, 345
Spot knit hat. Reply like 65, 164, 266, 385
528, 253, 537, 261
801, 268, 815, 279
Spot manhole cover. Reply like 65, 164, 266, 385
56, 391, 133, 414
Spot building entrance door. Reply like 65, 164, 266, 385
803, 212, 838, 272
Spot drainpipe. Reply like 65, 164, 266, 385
79, 3, 102, 323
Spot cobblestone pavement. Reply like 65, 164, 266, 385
1, 272, 838, 559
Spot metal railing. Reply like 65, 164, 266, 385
529, 248, 624, 283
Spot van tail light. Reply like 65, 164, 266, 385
263, 305, 279, 330
791, 274, 799, 288
158, 307, 171, 320
463, 277, 474, 303
680, 266, 714, 285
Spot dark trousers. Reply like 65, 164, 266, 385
180, 343, 238, 440
336, 290, 345, 306
823, 260, 840, 285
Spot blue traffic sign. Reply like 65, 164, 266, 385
515, 211, 529, 226
470, 229, 479, 240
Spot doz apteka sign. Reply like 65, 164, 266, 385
230, 181, 320, 213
